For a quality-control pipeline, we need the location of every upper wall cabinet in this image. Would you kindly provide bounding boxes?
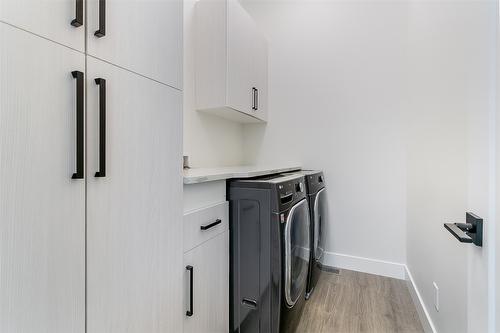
[87,0,182,89]
[195,0,268,123]
[0,0,86,51]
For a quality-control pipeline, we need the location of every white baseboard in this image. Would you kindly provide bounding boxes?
[404,265,437,333]
[321,251,406,280]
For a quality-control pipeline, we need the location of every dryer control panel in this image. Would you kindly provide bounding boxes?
[304,171,325,195]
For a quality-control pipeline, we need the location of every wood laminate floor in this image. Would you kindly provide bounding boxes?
[295,269,424,333]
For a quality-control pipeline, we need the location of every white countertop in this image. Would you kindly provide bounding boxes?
[183,165,301,184]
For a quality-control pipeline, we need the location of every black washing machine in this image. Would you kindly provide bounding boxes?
[228,174,311,333]
[283,170,326,299]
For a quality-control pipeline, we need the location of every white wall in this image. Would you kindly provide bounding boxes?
[406,2,496,332]
[241,0,409,272]
[183,0,245,168]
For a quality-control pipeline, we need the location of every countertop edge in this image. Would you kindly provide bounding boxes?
[183,166,302,185]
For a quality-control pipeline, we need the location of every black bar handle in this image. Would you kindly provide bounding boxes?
[186,265,194,317]
[95,78,106,177]
[252,87,257,110]
[71,71,84,179]
[71,0,83,27]
[94,0,106,37]
[200,219,222,231]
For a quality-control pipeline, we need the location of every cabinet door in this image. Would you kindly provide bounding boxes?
[226,0,255,116]
[86,57,183,333]
[252,33,268,122]
[184,231,229,333]
[0,0,85,51]
[87,0,182,88]
[0,24,85,333]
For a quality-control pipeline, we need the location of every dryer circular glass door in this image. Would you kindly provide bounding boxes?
[284,198,310,307]
[314,188,326,262]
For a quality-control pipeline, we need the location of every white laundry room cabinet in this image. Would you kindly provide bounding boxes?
[195,0,268,123]
[0,0,86,51]
[0,0,184,331]
[0,22,86,333]
[183,182,229,333]
[86,0,183,88]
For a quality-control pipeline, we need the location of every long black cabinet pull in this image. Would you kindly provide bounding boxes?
[71,0,83,27]
[95,78,106,177]
[94,0,106,37]
[252,87,257,111]
[71,71,84,179]
[186,265,194,317]
[200,219,222,231]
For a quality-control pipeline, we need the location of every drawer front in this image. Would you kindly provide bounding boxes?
[184,202,228,252]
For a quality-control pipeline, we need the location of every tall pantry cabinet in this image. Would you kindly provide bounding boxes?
[0,0,183,332]
[0,24,86,333]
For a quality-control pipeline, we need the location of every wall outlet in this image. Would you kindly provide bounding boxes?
[433,282,439,312]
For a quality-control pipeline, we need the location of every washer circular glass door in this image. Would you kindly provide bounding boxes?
[284,198,311,307]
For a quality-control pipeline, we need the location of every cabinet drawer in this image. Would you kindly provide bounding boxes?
[184,202,228,252]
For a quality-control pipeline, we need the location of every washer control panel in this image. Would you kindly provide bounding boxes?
[277,177,306,209]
